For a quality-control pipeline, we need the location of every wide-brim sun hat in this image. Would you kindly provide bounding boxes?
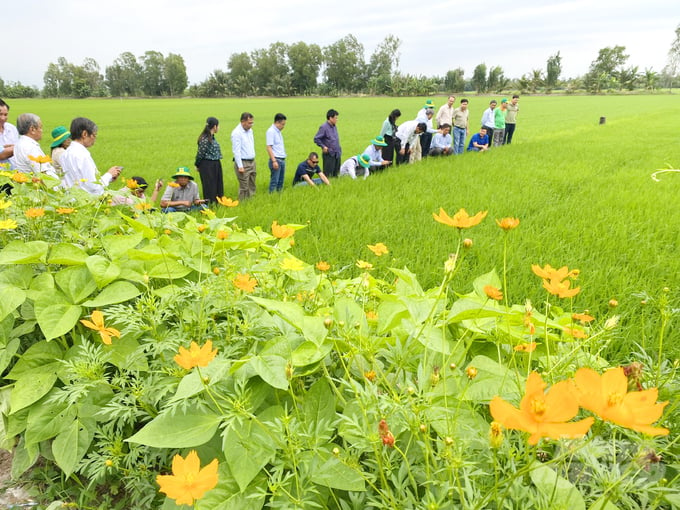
[371,136,388,147]
[50,126,71,148]
[358,154,371,168]
[423,99,435,109]
[172,166,194,180]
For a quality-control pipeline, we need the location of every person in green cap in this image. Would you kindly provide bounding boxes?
[49,126,71,174]
[363,135,391,172]
[339,153,371,180]
[493,99,508,147]
[160,167,207,212]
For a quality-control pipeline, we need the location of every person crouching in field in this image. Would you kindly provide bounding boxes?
[428,124,453,156]
[467,127,490,152]
[50,126,71,175]
[395,121,427,164]
[364,136,391,172]
[160,167,207,212]
[112,176,162,206]
[339,153,371,179]
[293,152,330,187]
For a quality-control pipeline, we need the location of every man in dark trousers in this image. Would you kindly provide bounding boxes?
[313,109,341,178]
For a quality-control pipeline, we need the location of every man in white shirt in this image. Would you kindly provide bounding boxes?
[436,95,456,129]
[363,136,390,172]
[395,121,427,165]
[0,99,19,169]
[231,112,256,200]
[481,100,497,146]
[339,154,371,180]
[265,113,286,193]
[61,117,122,195]
[13,113,59,179]
[415,100,436,157]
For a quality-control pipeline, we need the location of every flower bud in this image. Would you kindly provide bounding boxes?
[608,299,618,308]
[463,238,473,248]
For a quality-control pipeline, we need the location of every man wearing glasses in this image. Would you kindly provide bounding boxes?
[292,152,331,187]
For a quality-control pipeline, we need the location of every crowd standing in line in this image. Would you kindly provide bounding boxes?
[0,94,519,206]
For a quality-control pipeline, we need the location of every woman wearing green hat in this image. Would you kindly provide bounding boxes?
[50,126,71,174]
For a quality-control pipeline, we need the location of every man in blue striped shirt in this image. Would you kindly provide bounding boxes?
[265,113,287,193]
[231,112,256,200]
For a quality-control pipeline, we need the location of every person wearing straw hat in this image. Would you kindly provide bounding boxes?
[339,153,371,180]
[49,126,71,174]
[363,135,391,172]
[160,167,207,212]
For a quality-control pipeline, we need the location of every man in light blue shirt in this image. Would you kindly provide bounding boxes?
[481,100,497,146]
[231,112,256,200]
[265,113,286,193]
[429,124,453,156]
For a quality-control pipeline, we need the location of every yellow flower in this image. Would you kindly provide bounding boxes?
[433,207,488,229]
[216,230,229,240]
[462,238,473,248]
[28,154,52,164]
[25,207,45,218]
[0,199,11,209]
[11,172,30,183]
[168,182,180,188]
[164,229,172,235]
[531,264,579,281]
[0,219,18,230]
[156,450,219,506]
[233,273,257,293]
[484,285,503,301]
[364,370,377,382]
[80,310,121,345]
[280,257,304,271]
[572,312,595,323]
[174,340,218,370]
[466,366,478,379]
[572,367,669,436]
[200,208,216,218]
[563,327,588,339]
[489,421,504,448]
[197,224,207,233]
[496,217,520,230]
[272,220,295,239]
[134,202,153,211]
[542,278,581,298]
[367,242,389,256]
[316,261,330,272]
[490,372,594,445]
[56,207,76,214]
[366,310,378,320]
[356,260,373,270]
[125,178,140,189]
[514,342,537,353]
[216,196,239,207]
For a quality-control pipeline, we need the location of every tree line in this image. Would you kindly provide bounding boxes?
[1,27,679,99]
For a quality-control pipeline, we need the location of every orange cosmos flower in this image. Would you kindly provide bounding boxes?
[271,220,295,239]
[490,372,594,445]
[364,370,377,382]
[356,260,373,270]
[25,207,45,218]
[134,202,153,211]
[572,313,595,323]
[496,217,520,231]
[316,261,330,272]
[233,273,257,293]
[433,207,488,229]
[572,367,669,436]
[484,285,503,301]
[216,230,229,240]
[28,154,52,164]
[531,264,580,281]
[197,224,207,233]
[365,310,378,320]
[367,242,389,256]
[563,327,588,339]
[11,172,30,183]
[216,196,239,207]
[174,340,218,370]
[56,207,76,214]
[156,450,219,506]
[542,278,581,298]
[80,310,121,345]
[125,178,140,189]
[514,342,537,352]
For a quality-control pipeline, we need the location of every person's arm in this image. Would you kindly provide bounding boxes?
[266,145,279,170]
[302,174,315,186]
[318,172,330,186]
[313,125,329,153]
[0,145,14,160]
[195,136,209,166]
[231,130,244,172]
[150,179,163,203]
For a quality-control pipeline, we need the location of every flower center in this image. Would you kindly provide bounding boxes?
[531,398,547,417]
[607,392,624,407]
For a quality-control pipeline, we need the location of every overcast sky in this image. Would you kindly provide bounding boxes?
[4,0,678,88]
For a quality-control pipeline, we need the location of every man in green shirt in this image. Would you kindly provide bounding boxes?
[504,95,520,144]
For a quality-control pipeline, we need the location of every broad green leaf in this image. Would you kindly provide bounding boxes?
[52,418,93,476]
[199,466,267,510]
[250,297,326,345]
[411,322,459,355]
[589,497,620,510]
[291,340,333,367]
[401,295,438,324]
[6,341,63,380]
[425,406,488,440]
[119,212,157,239]
[472,269,503,299]
[249,355,289,390]
[309,451,365,492]
[36,303,82,341]
[101,232,144,259]
[334,297,368,333]
[48,243,88,265]
[302,379,336,441]
[447,297,506,323]
[10,369,58,414]
[462,355,522,403]
[105,337,147,372]
[0,338,20,375]
[389,267,424,296]
[82,280,142,307]
[531,463,585,510]
[126,406,221,448]
[26,397,74,445]
[86,255,121,288]
[0,240,49,265]
[172,360,231,402]
[147,259,193,279]
[55,266,97,304]
[0,265,33,288]
[11,437,39,479]
[0,283,26,321]
[377,297,409,334]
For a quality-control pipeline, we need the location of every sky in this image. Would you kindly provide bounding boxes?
[4,0,678,89]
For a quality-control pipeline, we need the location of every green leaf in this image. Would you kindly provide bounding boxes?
[530,463,585,510]
[462,355,522,403]
[303,379,336,440]
[11,437,39,479]
[0,338,20,375]
[290,340,333,367]
[249,355,289,390]
[172,360,231,402]
[26,397,74,445]
[52,418,93,476]
[472,269,503,298]
[447,296,506,323]
[86,255,121,288]
[82,281,142,307]
[0,283,26,321]
[309,450,365,491]
[48,243,89,265]
[0,265,33,288]
[334,297,368,333]
[411,322,459,355]
[377,297,409,334]
[10,369,59,414]
[36,303,82,341]
[389,267,424,296]
[250,297,327,345]
[6,340,63,380]
[199,465,267,510]
[119,212,157,239]
[55,266,97,304]
[101,232,144,258]
[105,336,147,371]
[588,497,620,510]
[0,240,49,264]
[147,259,193,279]
[126,406,221,448]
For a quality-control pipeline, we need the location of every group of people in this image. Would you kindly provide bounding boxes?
[0,94,520,209]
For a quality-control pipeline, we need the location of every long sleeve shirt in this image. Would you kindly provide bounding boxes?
[415,109,436,133]
[395,120,420,147]
[431,132,452,150]
[436,104,454,127]
[363,145,385,166]
[0,122,19,169]
[231,124,255,168]
[60,141,113,195]
[481,108,496,128]
[313,122,341,158]
[339,157,368,180]
[13,135,59,178]
[195,135,222,166]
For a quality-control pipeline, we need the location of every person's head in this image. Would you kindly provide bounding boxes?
[240,112,254,130]
[0,99,9,126]
[388,109,401,124]
[70,117,98,147]
[172,166,194,187]
[50,126,71,149]
[415,122,427,134]
[274,113,286,130]
[500,98,508,109]
[440,124,451,135]
[17,113,43,140]
[129,176,148,197]
[198,116,219,142]
[307,151,319,166]
[489,100,497,109]
[511,94,519,104]
[447,95,456,106]
[326,109,339,125]
[479,126,488,136]
[357,153,371,169]
[371,135,388,148]
[423,99,435,110]
[460,98,469,110]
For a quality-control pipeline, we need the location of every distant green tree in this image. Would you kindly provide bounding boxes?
[545,51,562,91]
[164,53,188,96]
[471,63,487,93]
[642,68,659,91]
[444,68,465,93]
[141,51,166,96]
[366,34,401,94]
[227,52,254,96]
[487,66,504,93]
[615,65,639,91]
[287,42,322,95]
[663,23,680,89]
[323,34,365,93]
[105,52,143,96]
[584,45,628,92]
[251,42,291,96]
